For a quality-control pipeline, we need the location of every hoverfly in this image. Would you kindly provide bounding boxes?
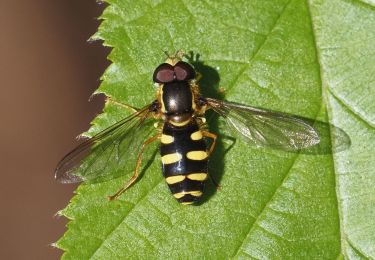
[55,51,320,205]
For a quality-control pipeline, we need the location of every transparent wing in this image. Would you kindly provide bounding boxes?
[55,104,157,183]
[206,98,320,150]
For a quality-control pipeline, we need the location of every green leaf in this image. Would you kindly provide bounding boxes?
[56,0,375,258]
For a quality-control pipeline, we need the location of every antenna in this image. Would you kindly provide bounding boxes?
[175,49,185,59]
[163,50,171,59]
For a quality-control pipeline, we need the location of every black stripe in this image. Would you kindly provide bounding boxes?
[160,141,206,156]
[177,194,201,203]
[162,159,207,176]
[162,120,199,135]
[168,179,205,194]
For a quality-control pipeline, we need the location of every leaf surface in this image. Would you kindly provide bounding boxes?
[57,0,375,258]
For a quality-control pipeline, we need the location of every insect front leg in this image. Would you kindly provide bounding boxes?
[106,96,139,112]
[108,133,161,201]
[195,72,202,82]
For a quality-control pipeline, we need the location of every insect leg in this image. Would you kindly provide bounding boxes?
[195,72,202,82]
[106,96,139,112]
[208,174,222,191]
[201,131,221,190]
[108,133,161,200]
[202,131,217,156]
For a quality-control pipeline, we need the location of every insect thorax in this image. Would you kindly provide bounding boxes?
[160,81,196,126]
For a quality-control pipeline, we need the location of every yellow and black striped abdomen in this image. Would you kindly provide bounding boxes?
[160,120,208,205]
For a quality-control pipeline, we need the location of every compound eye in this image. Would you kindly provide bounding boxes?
[153,63,175,83]
[174,61,196,81]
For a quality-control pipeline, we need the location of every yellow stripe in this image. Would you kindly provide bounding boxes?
[173,190,203,199]
[170,119,191,127]
[161,134,174,144]
[173,193,185,199]
[160,85,166,113]
[188,190,203,197]
[165,175,185,184]
[161,153,182,164]
[181,202,194,205]
[186,151,208,160]
[190,131,203,140]
[191,92,196,110]
[187,173,207,181]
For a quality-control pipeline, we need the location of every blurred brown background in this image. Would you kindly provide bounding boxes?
[0,1,108,259]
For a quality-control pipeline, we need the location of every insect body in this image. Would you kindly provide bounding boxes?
[158,69,209,204]
[161,121,208,205]
[55,51,320,205]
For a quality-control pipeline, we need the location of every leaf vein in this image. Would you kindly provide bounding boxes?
[231,152,300,257]
[90,177,165,258]
[347,237,371,259]
[350,0,375,10]
[328,89,375,128]
[306,0,345,257]
[224,0,292,96]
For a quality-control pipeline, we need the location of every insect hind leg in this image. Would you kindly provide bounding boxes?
[108,134,161,201]
[208,173,222,191]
